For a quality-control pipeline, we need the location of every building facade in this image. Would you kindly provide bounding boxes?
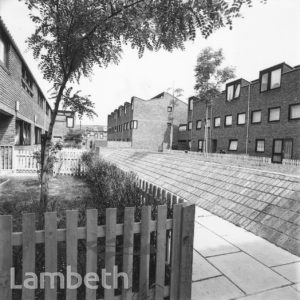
[0,18,52,156]
[186,62,300,161]
[79,125,108,149]
[107,92,188,150]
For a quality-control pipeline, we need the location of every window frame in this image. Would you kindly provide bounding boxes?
[214,117,221,128]
[188,98,193,111]
[188,121,192,131]
[226,80,241,102]
[179,124,187,132]
[228,139,238,151]
[198,139,204,152]
[237,112,246,125]
[251,110,262,124]
[66,116,74,128]
[224,115,233,127]
[255,139,265,153]
[268,106,281,123]
[167,106,172,112]
[196,120,201,130]
[0,31,9,69]
[288,103,300,120]
[259,65,282,93]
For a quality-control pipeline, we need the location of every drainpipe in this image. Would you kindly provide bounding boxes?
[246,82,251,155]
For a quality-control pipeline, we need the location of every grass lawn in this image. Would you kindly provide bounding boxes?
[0,175,93,203]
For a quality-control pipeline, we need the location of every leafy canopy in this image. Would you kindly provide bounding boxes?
[23,0,258,88]
[194,47,235,103]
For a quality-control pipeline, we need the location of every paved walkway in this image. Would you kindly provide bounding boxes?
[192,206,300,300]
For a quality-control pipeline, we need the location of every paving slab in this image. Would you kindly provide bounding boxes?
[236,286,300,300]
[192,250,221,282]
[192,276,244,300]
[208,252,290,294]
[194,223,240,257]
[272,262,300,283]
[223,231,300,267]
[197,215,247,237]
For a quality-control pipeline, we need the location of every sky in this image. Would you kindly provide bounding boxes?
[0,0,299,125]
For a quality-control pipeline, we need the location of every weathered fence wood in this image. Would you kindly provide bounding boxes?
[86,209,98,300]
[22,213,36,300]
[66,210,78,300]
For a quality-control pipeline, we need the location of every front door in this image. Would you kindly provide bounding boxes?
[272,139,283,163]
[212,139,217,153]
[283,139,293,159]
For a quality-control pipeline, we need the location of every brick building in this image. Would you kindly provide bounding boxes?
[107,92,188,150]
[186,62,300,161]
[0,17,52,154]
[79,125,107,149]
[52,110,76,140]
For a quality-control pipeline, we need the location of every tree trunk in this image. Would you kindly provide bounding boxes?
[39,82,66,211]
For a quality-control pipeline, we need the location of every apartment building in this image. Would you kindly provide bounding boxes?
[107,92,188,150]
[0,17,52,166]
[186,62,300,162]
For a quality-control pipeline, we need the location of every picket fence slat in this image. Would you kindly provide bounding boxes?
[66,210,78,300]
[86,209,98,300]
[139,206,151,300]
[122,207,135,300]
[0,215,12,300]
[22,213,36,300]
[105,208,117,300]
[155,205,167,300]
[45,212,58,300]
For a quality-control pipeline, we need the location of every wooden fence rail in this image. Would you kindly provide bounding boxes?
[0,202,195,300]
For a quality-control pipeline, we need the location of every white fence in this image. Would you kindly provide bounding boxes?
[14,148,86,176]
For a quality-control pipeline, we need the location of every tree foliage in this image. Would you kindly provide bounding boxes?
[194,47,236,103]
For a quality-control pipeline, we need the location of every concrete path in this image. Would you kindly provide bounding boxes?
[192,206,300,300]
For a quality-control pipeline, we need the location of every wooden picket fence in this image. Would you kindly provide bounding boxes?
[0,185,195,300]
[13,149,86,176]
[0,145,13,170]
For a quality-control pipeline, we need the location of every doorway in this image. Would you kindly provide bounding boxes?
[272,139,293,163]
[212,139,217,153]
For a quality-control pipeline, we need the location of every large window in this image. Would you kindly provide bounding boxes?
[228,139,238,151]
[214,117,221,128]
[196,120,201,130]
[226,81,241,101]
[15,120,31,145]
[260,67,282,92]
[251,110,262,124]
[188,121,192,130]
[289,103,300,120]
[21,64,34,97]
[224,115,232,126]
[255,139,265,153]
[35,127,42,144]
[0,32,8,67]
[268,107,280,122]
[237,113,246,125]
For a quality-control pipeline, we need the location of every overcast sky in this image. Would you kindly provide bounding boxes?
[0,0,299,125]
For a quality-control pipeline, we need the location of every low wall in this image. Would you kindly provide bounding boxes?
[107,141,132,148]
[102,148,300,256]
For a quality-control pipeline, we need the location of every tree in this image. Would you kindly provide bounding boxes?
[194,47,235,153]
[22,0,258,209]
[167,87,183,149]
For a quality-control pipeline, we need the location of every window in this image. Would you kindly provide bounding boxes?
[38,91,44,109]
[46,104,51,116]
[130,120,138,129]
[198,140,204,152]
[188,98,193,111]
[289,103,300,120]
[15,120,31,145]
[255,140,265,153]
[214,117,221,128]
[0,33,8,67]
[21,64,34,97]
[196,120,201,130]
[226,81,241,101]
[179,125,187,132]
[251,110,262,124]
[168,106,172,112]
[228,140,238,151]
[260,67,282,92]
[35,127,42,144]
[225,115,233,126]
[188,121,192,130]
[237,113,246,125]
[66,117,74,128]
[268,107,280,122]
